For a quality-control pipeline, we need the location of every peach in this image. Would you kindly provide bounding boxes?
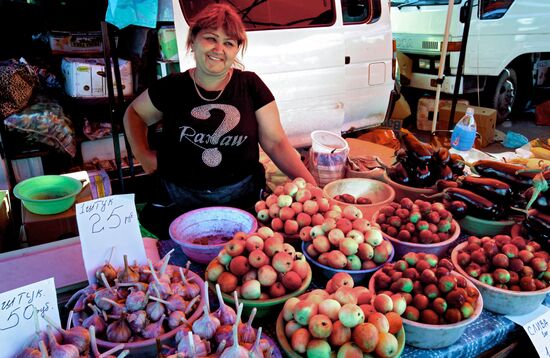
[357,243,375,261]
[258,265,278,286]
[339,237,359,256]
[241,279,261,299]
[242,269,258,282]
[268,203,281,218]
[352,218,372,233]
[271,217,284,232]
[312,235,331,253]
[332,272,354,289]
[347,229,365,244]
[245,235,264,252]
[283,297,301,321]
[205,259,225,282]
[373,294,393,313]
[329,320,352,346]
[217,272,238,293]
[255,200,267,213]
[217,248,232,265]
[336,218,354,234]
[321,217,338,232]
[306,340,331,358]
[284,220,299,235]
[310,225,326,240]
[264,236,284,257]
[318,253,331,266]
[291,328,310,354]
[317,197,331,212]
[352,322,379,353]
[336,342,364,358]
[295,188,312,203]
[248,249,270,269]
[306,243,319,258]
[375,331,399,357]
[256,208,270,222]
[311,213,325,226]
[327,250,348,269]
[272,252,294,273]
[296,212,312,228]
[294,300,319,325]
[229,255,250,276]
[285,320,302,338]
[279,206,295,221]
[282,271,302,291]
[328,228,346,246]
[333,286,358,305]
[269,282,287,297]
[308,314,333,338]
[265,194,279,207]
[303,200,320,215]
[292,259,310,280]
[368,311,390,333]
[225,239,245,257]
[353,286,372,305]
[338,303,365,328]
[385,311,403,334]
[318,298,342,321]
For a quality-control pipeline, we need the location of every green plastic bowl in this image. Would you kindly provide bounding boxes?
[14,175,83,215]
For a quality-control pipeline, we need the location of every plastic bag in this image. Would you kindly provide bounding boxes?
[357,129,400,150]
[4,96,76,157]
[0,59,39,119]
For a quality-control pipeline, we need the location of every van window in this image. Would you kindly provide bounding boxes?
[479,0,514,20]
[342,0,381,24]
[390,0,461,7]
[180,0,336,31]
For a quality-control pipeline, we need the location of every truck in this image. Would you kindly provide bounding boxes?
[391,0,550,123]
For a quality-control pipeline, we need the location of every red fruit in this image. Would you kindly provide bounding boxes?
[282,271,303,291]
[269,282,287,297]
[229,255,251,276]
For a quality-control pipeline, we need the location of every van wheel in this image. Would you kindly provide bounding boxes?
[487,68,517,123]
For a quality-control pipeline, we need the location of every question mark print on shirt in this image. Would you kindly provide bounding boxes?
[189,104,240,167]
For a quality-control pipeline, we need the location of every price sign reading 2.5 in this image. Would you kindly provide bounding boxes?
[76,194,147,284]
[87,205,134,233]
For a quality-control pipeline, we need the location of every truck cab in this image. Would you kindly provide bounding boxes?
[172,0,395,147]
[391,0,550,122]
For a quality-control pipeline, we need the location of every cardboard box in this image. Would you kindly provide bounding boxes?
[21,172,92,247]
[438,103,497,148]
[156,60,180,79]
[49,31,103,55]
[61,57,133,98]
[416,97,469,131]
[158,26,179,61]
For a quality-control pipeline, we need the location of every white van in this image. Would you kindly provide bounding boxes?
[391,0,550,122]
[172,0,396,147]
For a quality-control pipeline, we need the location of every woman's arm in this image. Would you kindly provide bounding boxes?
[123,89,163,174]
[256,101,317,185]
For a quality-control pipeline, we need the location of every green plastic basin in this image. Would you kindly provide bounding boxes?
[14,175,83,215]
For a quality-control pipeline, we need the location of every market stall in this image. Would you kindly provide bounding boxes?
[1,131,549,357]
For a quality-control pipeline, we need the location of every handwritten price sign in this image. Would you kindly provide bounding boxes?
[0,278,60,358]
[507,305,550,357]
[76,194,147,283]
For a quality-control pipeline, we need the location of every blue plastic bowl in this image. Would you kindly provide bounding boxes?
[302,240,394,285]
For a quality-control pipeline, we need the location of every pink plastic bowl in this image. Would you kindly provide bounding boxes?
[169,206,258,264]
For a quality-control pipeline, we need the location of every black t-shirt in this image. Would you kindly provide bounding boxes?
[148,69,274,189]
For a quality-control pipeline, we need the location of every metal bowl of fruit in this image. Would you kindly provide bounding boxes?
[323,178,395,220]
[451,240,550,315]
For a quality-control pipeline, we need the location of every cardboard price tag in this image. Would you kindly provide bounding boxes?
[76,194,147,283]
[0,278,60,358]
[507,305,550,358]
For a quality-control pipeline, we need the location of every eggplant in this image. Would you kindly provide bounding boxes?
[402,132,433,164]
[431,187,505,220]
[522,187,550,213]
[522,209,550,251]
[459,176,513,204]
[470,160,550,189]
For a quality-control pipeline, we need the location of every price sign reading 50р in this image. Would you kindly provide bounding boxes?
[76,194,147,284]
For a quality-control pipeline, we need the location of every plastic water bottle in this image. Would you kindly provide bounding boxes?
[450,107,477,151]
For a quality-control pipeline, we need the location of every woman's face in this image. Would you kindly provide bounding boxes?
[192,27,240,77]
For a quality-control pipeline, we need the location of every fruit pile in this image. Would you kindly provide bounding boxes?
[385,130,465,188]
[280,273,403,357]
[453,235,550,291]
[254,177,334,236]
[302,218,394,271]
[375,198,457,244]
[333,193,373,205]
[372,253,481,324]
[205,227,311,299]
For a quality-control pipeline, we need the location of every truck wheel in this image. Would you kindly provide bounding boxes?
[487,68,517,123]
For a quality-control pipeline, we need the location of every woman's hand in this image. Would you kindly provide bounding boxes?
[137,150,158,174]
